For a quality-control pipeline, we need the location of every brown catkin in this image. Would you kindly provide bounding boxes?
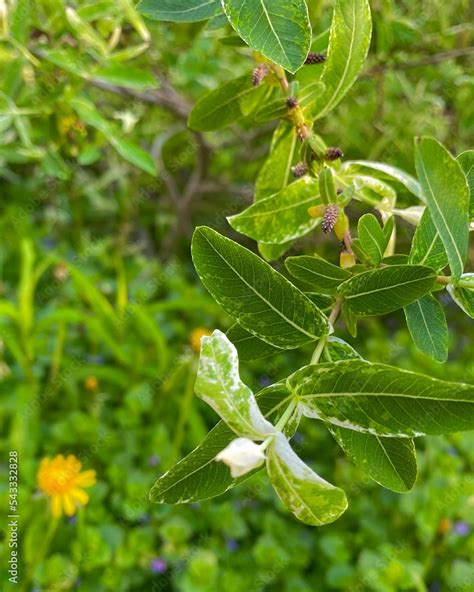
[305,52,326,65]
[325,147,344,161]
[321,205,340,233]
[252,64,269,86]
[291,162,308,178]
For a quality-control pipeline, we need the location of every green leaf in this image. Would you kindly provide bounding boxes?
[70,97,156,175]
[196,330,276,438]
[298,81,326,113]
[255,124,297,200]
[254,99,289,124]
[404,294,448,362]
[309,0,372,119]
[409,209,448,271]
[93,64,157,90]
[113,138,157,176]
[285,255,351,293]
[342,301,358,337]
[353,175,396,206]
[322,337,362,362]
[188,74,265,131]
[447,273,474,319]
[188,76,246,131]
[228,178,321,244]
[149,382,296,503]
[357,213,387,266]
[222,0,312,73]
[304,293,334,310]
[137,0,221,22]
[415,137,470,282]
[338,265,436,316]
[267,433,348,526]
[255,123,298,261]
[41,48,91,77]
[330,428,417,493]
[343,160,422,200]
[319,167,337,205]
[227,324,281,361]
[457,150,474,219]
[289,360,474,437]
[192,227,329,348]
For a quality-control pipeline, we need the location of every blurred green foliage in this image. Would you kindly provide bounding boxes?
[0,0,473,590]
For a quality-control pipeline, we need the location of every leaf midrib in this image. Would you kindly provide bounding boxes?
[321,0,358,116]
[200,230,325,340]
[299,391,473,403]
[342,272,434,301]
[417,151,464,275]
[270,449,323,525]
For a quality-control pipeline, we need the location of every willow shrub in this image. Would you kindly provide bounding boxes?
[141,0,474,526]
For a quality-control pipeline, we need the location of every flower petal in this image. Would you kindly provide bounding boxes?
[70,488,89,506]
[75,470,96,487]
[51,495,62,518]
[62,493,76,516]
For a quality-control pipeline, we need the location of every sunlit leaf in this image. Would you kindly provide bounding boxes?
[289,360,474,437]
[228,178,321,244]
[222,0,312,73]
[338,265,436,316]
[404,294,448,362]
[196,330,276,438]
[192,227,329,348]
[267,433,347,525]
[309,0,372,119]
[330,427,417,492]
[415,137,469,282]
[285,255,351,293]
[137,0,221,22]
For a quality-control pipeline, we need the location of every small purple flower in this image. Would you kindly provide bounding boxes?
[41,238,56,250]
[85,354,105,365]
[68,515,77,525]
[453,521,470,536]
[139,513,150,524]
[259,375,272,387]
[226,538,239,552]
[446,446,458,457]
[148,454,161,467]
[428,582,441,592]
[293,433,304,445]
[150,557,168,574]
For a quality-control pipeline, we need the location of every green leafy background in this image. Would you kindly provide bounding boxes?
[0,0,473,590]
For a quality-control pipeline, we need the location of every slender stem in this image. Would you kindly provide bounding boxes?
[328,298,343,326]
[272,64,289,94]
[343,231,354,255]
[311,338,327,365]
[22,518,59,591]
[170,358,197,465]
[436,276,473,288]
[261,399,297,451]
[310,298,343,365]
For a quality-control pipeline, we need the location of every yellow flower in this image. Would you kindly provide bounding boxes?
[84,375,98,392]
[37,454,96,518]
[190,328,212,352]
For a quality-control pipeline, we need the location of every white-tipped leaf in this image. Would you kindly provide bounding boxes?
[267,433,348,526]
[195,330,276,439]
